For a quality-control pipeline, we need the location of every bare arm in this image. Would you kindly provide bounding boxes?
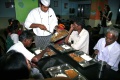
[30,23,47,30]
[31,48,49,63]
[64,24,74,44]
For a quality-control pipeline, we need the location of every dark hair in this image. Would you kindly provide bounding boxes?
[12,20,20,26]
[19,30,34,41]
[0,50,30,79]
[72,17,85,28]
[105,4,110,11]
[8,18,14,25]
[7,24,18,33]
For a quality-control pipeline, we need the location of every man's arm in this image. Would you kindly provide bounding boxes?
[64,24,74,44]
[31,48,49,63]
[30,23,47,30]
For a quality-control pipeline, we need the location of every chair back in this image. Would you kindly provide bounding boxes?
[6,35,14,51]
[0,36,6,56]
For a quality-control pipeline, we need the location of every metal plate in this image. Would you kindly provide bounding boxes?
[32,48,56,58]
[46,63,87,80]
[43,49,56,57]
[68,51,97,68]
[52,44,75,53]
[50,30,68,42]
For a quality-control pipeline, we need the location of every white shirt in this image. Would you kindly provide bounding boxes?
[24,7,58,36]
[10,33,19,44]
[94,38,120,71]
[68,29,89,54]
[7,41,35,61]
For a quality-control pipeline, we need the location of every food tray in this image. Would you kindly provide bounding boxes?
[50,30,68,42]
[69,51,97,68]
[32,48,56,58]
[46,63,87,80]
[52,44,75,53]
[44,49,56,57]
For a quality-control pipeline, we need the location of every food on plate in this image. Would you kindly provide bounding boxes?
[54,44,64,51]
[69,53,77,57]
[55,73,67,77]
[65,69,78,79]
[61,45,71,49]
[73,56,84,62]
[51,30,68,42]
[69,53,84,62]
[35,49,42,54]
[47,50,55,56]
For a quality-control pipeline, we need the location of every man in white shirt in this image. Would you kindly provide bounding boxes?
[65,17,89,54]
[8,30,48,63]
[24,0,58,49]
[8,30,48,79]
[94,27,120,71]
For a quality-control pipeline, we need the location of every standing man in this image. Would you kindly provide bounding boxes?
[64,17,89,54]
[24,0,58,49]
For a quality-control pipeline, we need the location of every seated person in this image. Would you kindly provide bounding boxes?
[8,18,14,26]
[12,19,23,35]
[6,24,19,50]
[64,17,89,54]
[93,27,120,71]
[5,18,14,38]
[7,30,48,79]
[0,50,31,79]
[7,19,23,36]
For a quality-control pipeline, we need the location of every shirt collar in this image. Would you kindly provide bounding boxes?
[106,41,117,51]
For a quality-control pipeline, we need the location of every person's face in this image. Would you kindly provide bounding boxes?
[25,38,33,47]
[73,22,80,31]
[104,6,108,12]
[105,32,117,45]
[40,4,49,12]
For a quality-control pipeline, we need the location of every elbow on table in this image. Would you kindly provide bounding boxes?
[32,57,39,63]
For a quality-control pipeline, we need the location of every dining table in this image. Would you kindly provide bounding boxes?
[36,43,120,80]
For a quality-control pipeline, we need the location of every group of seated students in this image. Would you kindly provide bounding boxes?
[0,30,71,80]
[0,17,120,79]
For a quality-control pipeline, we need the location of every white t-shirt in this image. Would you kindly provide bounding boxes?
[7,41,35,61]
[10,33,19,44]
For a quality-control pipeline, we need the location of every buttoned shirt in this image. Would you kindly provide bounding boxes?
[24,7,58,36]
[68,29,89,54]
[94,38,120,71]
[7,41,35,61]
